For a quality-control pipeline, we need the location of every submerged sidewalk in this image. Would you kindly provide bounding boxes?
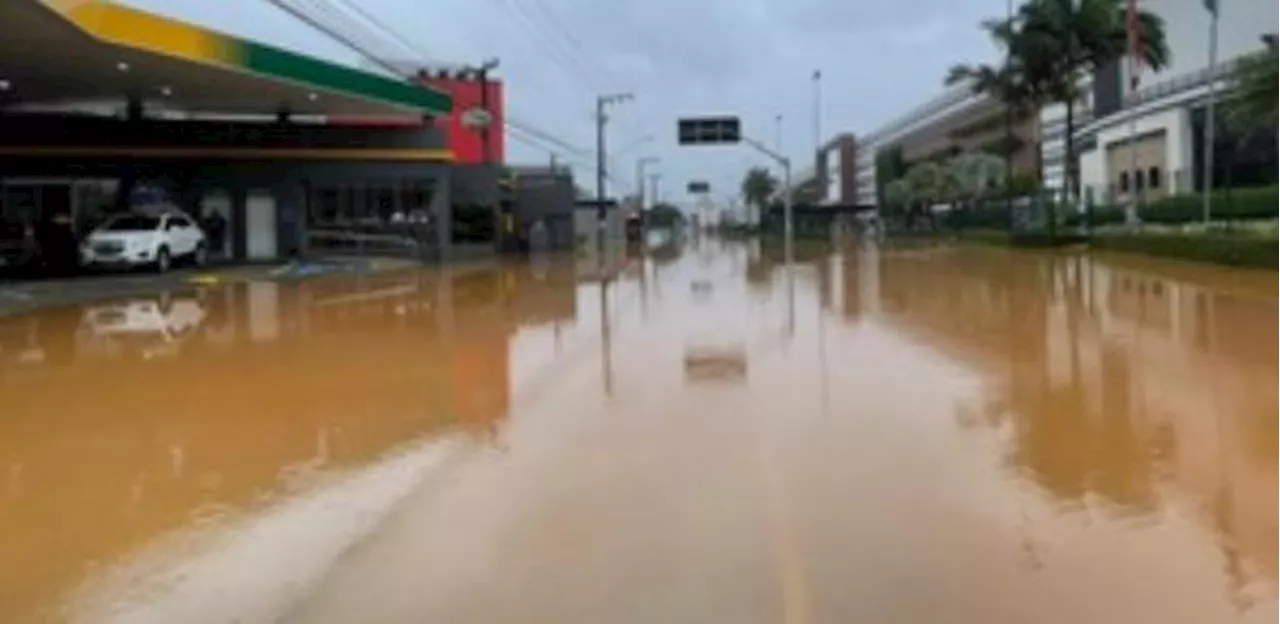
[0,257,423,317]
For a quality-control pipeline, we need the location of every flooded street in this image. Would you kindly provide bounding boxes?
[1,241,1275,623]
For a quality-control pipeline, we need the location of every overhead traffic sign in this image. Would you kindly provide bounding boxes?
[677,117,740,145]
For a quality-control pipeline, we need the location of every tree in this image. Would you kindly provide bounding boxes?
[647,202,685,228]
[948,152,1007,206]
[740,166,778,214]
[889,162,950,229]
[1225,47,1279,132]
[794,177,823,206]
[947,16,1050,183]
[1016,0,1169,204]
[1223,47,1280,181]
[875,145,907,206]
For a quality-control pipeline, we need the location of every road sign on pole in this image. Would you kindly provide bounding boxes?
[687,181,710,194]
[677,117,741,145]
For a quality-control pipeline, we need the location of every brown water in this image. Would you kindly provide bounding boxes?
[0,242,1275,623]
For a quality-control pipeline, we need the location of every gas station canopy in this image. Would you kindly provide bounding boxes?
[0,0,453,117]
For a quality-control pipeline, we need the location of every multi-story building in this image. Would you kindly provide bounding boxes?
[852,82,1039,208]
[1046,0,1278,207]
[816,133,858,205]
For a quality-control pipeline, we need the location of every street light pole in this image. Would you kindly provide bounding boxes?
[596,92,634,255]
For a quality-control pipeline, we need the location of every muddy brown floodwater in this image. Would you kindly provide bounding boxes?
[0,241,1275,623]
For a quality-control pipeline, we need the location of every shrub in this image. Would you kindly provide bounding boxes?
[1092,231,1278,268]
[1065,185,1278,226]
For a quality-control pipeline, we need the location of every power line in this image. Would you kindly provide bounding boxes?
[327,0,438,64]
[493,0,600,94]
[523,0,610,86]
[261,0,405,75]
[262,0,594,166]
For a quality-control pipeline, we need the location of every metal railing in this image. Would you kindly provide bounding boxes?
[306,229,429,258]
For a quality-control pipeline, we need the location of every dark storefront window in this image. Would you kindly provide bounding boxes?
[305,180,439,257]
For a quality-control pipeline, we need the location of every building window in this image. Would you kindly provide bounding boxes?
[1134,169,1145,192]
[1119,171,1129,192]
[1148,166,1161,191]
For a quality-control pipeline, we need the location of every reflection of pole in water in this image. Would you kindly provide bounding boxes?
[599,264,615,396]
[786,265,796,341]
[817,256,830,417]
[639,253,649,322]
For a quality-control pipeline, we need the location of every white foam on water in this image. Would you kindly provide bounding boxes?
[64,437,461,624]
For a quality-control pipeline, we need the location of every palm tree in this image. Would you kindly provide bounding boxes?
[947,14,1055,233]
[740,166,778,225]
[1225,47,1279,131]
[1017,0,1169,204]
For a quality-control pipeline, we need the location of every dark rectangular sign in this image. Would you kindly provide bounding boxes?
[677,117,740,145]
[687,181,710,194]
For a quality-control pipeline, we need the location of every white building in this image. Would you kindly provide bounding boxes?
[853,83,983,207]
[1055,0,1278,207]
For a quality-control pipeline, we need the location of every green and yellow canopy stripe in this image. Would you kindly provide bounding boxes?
[39,0,452,115]
[0,146,456,162]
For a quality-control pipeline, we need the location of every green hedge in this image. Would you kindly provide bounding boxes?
[1065,185,1278,226]
[1091,231,1278,268]
[954,230,1085,247]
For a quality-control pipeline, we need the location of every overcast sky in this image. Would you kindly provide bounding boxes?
[123,0,1011,206]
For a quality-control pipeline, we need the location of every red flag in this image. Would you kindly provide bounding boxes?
[1127,0,1144,90]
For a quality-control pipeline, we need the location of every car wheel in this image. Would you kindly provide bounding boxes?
[193,243,208,267]
[155,247,171,273]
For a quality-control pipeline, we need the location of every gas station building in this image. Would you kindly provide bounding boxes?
[0,0,516,264]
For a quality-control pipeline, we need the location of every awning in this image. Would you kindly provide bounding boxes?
[0,0,452,116]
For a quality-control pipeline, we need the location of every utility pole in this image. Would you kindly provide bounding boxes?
[596,93,633,255]
[812,70,823,187]
[1202,0,1220,222]
[774,114,783,153]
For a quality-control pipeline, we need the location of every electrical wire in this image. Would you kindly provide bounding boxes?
[327,0,437,63]
[493,0,601,94]
[522,0,611,87]
[262,0,596,164]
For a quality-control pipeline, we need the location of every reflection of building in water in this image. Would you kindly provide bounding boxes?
[867,251,1277,600]
[0,264,578,623]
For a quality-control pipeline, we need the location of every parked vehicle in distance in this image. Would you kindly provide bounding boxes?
[80,208,208,272]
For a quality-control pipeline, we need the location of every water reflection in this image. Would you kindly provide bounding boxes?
[0,261,581,623]
[839,245,1277,606]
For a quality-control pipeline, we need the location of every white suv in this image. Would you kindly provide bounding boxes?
[81,208,208,272]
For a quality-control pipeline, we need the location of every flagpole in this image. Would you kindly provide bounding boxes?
[1124,0,1141,225]
[1202,0,1219,223]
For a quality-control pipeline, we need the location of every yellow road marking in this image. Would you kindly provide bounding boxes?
[747,421,812,624]
[187,274,222,285]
